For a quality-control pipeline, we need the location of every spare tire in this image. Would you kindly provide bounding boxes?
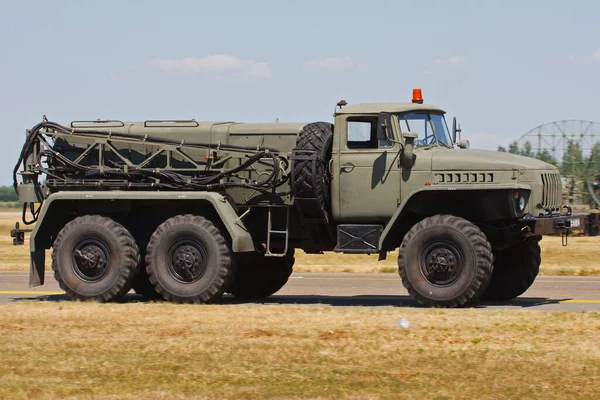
[292,122,334,242]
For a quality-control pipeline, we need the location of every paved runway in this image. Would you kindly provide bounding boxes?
[1,271,599,311]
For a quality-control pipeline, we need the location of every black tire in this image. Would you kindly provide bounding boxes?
[131,264,163,300]
[398,215,493,308]
[292,122,334,240]
[480,239,541,301]
[145,215,232,304]
[228,249,295,299]
[51,215,140,302]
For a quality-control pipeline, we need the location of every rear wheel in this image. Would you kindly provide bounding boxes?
[51,215,140,302]
[480,239,541,301]
[145,215,232,303]
[398,215,493,308]
[228,249,295,299]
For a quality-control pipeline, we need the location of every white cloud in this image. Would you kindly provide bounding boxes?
[151,55,271,79]
[570,49,600,64]
[303,56,368,72]
[356,63,370,73]
[304,56,353,70]
[434,55,466,66]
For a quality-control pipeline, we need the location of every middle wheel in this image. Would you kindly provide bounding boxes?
[145,215,233,303]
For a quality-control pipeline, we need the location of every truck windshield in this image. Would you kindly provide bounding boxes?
[396,113,452,148]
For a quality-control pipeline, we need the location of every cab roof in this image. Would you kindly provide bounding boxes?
[335,102,445,115]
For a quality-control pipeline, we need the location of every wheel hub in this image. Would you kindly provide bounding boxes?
[421,244,462,286]
[168,241,207,283]
[72,241,109,282]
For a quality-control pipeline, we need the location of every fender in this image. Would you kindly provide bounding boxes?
[378,184,532,250]
[28,191,254,287]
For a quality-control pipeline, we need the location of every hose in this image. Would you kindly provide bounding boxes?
[13,120,289,225]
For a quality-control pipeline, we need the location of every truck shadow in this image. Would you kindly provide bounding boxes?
[10,294,568,308]
[223,295,567,308]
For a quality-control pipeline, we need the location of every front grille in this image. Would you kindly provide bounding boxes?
[541,172,561,211]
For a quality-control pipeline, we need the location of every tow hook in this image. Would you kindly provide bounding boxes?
[10,222,32,246]
[559,206,574,246]
[562,229,569,247]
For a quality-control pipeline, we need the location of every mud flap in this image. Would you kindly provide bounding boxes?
[29,250,45,287]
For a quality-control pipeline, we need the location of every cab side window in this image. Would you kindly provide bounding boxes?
[347,120,376,149]
[347,117,393,149]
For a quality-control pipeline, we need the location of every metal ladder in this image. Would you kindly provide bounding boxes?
[265,207,290,257]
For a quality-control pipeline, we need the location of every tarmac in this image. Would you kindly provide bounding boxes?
[1,271,599,311]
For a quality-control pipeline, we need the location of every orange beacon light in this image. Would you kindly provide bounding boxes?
[412,88,423,104]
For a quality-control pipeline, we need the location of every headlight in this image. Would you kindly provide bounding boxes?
[518,196,526,211]
[513,191,526,212]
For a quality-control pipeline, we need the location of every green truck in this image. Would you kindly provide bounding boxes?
[11,90,584,307]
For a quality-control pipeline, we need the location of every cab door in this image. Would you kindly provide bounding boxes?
[334,113,401,222]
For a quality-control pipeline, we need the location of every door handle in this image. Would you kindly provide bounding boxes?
[340,162,355,173]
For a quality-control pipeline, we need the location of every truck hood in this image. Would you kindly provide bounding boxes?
[431,148,556,171]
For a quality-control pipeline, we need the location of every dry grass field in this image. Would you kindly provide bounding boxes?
[1,212,600,275]
[1,211,599,399]
[0,213,32,270]
[0,303,599,399]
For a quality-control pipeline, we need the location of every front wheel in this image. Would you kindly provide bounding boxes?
[398,215,493,308]
[145,215,232,303]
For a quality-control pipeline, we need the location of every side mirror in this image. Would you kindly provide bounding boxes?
[402,132,418,168]
[452,117,462,143]
[452,117,457,143]
[377,112,392,141]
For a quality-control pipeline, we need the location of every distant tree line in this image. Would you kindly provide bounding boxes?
[498,140,600,179]
[0,186,18,202]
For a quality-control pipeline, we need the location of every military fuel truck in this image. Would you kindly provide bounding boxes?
[11,90,584,307]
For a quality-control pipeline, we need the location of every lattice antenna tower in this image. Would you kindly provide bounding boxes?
[516,120,600,163]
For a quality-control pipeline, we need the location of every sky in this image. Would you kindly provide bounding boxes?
[1,0,599,185]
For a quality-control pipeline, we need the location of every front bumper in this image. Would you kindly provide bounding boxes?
[519,213,585,236]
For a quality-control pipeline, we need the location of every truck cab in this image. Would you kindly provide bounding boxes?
[331,100,449,222]
[327,92,572,244]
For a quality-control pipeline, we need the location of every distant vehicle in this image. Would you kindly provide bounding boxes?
[11,90,584,307]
